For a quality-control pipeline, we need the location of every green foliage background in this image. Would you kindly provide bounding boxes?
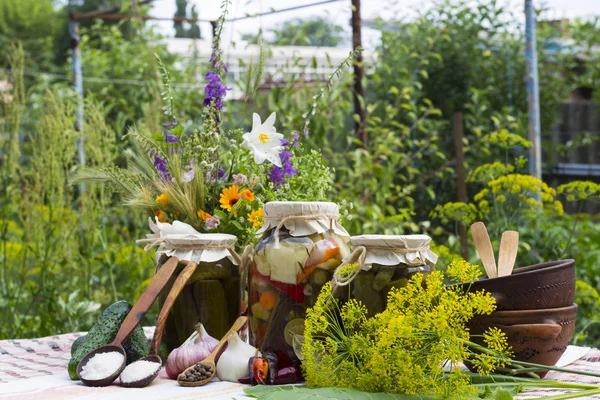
[1,0,599,349]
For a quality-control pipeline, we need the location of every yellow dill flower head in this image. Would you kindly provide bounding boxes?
[467,162,515,184]
[248,208,264,227]
[483,327,512,355]
[482,129,532,150]
[219,185,241,211]
[473,189,489,202]
[558,180,600,202]
[155,192,170,206]
[431,202,479,225]
[446,260,482,282]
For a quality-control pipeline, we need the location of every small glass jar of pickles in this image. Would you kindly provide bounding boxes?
[247,202,350,381]
[155,233,241,351]
[332,235,438,318]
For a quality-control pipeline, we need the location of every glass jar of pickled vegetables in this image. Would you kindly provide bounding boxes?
[155,233,241,351]
[247,201,350,377]
[332,235,438,318]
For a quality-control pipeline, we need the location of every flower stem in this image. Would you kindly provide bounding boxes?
[463,339,600,379]
[534,388,600,400]
[471,382,598,390]
[507,360,600,379]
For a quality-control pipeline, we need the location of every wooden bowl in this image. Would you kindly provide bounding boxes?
[468,304,577,377]
[461,259,575,310]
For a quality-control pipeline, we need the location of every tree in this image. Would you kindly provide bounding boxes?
[0,0,62,70]
[243,17,345,47]
[174,0,201,39]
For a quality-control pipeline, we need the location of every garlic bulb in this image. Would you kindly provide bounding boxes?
[194,323,219,349]
[216,332,260,382]
[165,323,218,379]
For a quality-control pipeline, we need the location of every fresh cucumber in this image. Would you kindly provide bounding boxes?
[67,300,149,380]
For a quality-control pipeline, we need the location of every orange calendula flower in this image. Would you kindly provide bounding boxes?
[155,209,168,222]
[219,185,241,212]
[248,208,264,228]
[197,209,212,222]
[155,192,170,206]
[241,189,255,201]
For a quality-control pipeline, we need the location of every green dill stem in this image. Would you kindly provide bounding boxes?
[534,388,600,400]
[302,47,363,131]
[508,360,600,379]
[559,200,584,259]
[463,339,600,379]
[471,382,598,390]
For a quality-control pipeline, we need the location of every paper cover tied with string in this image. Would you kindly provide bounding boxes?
[349,234,438,269]
[332,235,439,318]
[140,217,240,265]
[257,201,350,240]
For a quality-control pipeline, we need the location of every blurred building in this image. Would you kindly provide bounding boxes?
[166,38,372,99]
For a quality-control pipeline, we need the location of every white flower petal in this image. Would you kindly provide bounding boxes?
[260,112,276,132]
[252,148,268,164]
[264,151,282,167]
[252,113,262,130]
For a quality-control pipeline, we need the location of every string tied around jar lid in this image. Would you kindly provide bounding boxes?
[136,237,242,264]
[331,244,431,289]
[271,213,339,248]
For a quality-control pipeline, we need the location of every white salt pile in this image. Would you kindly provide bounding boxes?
[80,351,124,380]
[120,360,161,384]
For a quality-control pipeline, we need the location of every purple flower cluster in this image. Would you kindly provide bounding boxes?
[204,53,231,110]
[151,152,171,181]
[268,139,298,188]
[163,129,179,144]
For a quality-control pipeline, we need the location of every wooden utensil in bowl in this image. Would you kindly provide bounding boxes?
[470,222,497,279]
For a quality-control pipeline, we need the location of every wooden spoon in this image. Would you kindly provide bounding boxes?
[470,222,497,279]
[77,256,180,387]
[121,261,198,388]
[497,231,519,277]
[177,316,248,387]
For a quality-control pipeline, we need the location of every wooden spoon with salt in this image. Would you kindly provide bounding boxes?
[121,261,198,388]
[77,256,180,387]
[177,316,248,387]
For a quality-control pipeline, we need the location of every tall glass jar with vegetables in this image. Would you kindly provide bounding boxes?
[247,201,350,381]
[332,235,438,317]
[152,231,241,351]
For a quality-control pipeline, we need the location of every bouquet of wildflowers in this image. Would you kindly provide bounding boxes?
[77,0,359,250]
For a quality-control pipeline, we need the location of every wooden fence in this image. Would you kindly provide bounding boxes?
[546,101,600,215]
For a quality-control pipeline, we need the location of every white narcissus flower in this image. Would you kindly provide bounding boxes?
[242,112,284,167]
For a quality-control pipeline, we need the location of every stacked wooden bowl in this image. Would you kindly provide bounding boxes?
[464,259,577,377]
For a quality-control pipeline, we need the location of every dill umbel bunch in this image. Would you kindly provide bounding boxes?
[303,260,513,398]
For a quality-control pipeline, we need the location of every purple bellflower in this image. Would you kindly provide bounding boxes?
[268,139,298,188]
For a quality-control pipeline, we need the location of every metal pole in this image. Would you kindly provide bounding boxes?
[525,0,542,180]
[69,13,86,193]
[351,0,366,146]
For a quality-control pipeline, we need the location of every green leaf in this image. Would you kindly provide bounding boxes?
[213,209,228,221]
[232,221,244,231]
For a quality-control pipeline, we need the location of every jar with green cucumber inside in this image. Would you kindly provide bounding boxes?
[154,233,241,352]
[246,202,350,382]
[332,235,438,318]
